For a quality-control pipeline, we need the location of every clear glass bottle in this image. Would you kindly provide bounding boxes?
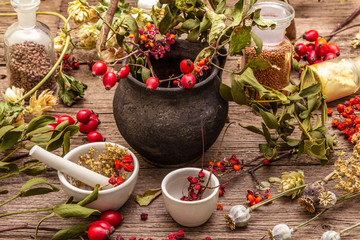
[243,0,295,91]
[4,0,55,93]
[302,56,360,102]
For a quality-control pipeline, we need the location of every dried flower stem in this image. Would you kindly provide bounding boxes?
[340,221,360,235]
[1,145,21,162]
[325,6,360,42]
[0,207,53,218]
[96,0,119,51]
[323,24,360,39]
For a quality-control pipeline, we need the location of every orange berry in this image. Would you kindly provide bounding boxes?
[255,196,262,204]
[208,161,214,166]
[150,42,154,48]
[146,22,152,28]
[219,189,223,196]
[267,195,272,204]
[170,34,176,39]
[129,34,134,38]
[173,80,178,86]
[247,194,255,203]
[251,201,256,206]
[145,43,150,48]
[205,57,209,63]
[233,165,240,171]
[194,66,200,72]
[140,35,147,41]
[217,204,223,210]
[216,162,222,168]
[199,59,206,66]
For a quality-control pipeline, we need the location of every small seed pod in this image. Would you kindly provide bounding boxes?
[319,191,337,208]
[224,205,250,230]
[298,182,325,213]
[320,231,341,240]
[268,224,293,240]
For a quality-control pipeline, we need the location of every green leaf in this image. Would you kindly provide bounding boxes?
[229,26,251,56]
[25,115,55,135]
[220,84,233,101]
[121,15,139,43]
[230,74,247,105]
[20,178,59,193]
[23,166,47,176]
[181,19,200,30]
[268,177,282,184]
[0,125,15,139]
[259,144,275,158]
[51,224,88,240]
[230,0,244,27]
[136,188,162,206]
[0,101,24,128]
[0,190,8,194]
[199,17,212,33]
[187,27,200,42]
[54,204,99,218]
[77,186,99,207]
[252,9,276,30]
[215,0,226,14]
[46,125,79,152]
[251,32,263,55]
[282,85,298,94]
[56,73,88,107]
[0,161,19,175]
[30,132,53,144]
[206,10,227,44]
[299,82,321,98]
[141,68,151,83]
[304,139,327,162]
[261,122,272,143]
[116,33,125,46]
[286,139,301,147]
[0,124,25,151]
[244,56,272,72]
[22,187,57,197]
[159,5,176,34]
[253,105,278,129]
[239,123,263,136]
[238,68,268,98]
[62,131,71,156]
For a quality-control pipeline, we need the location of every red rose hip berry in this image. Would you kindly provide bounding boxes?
[180,59,194,74]
[306,43,315,52]
[87,131,104,143]
[76,109,92,124]
[146,77,159,90]
[327,42,340,56]
[181,74,196,89]
[87,220,114,233]
[315,44,329,57]
[323,52,337,61]
[92,61,108,76]
[295,43,307,56]
[118,65,130,79]
[79,119,99,134]
[57,115,75,125]
[307,50,320,64]
[88,225,109,240]
[303,30,319,42]
[100,210,123,226]
[103,72,118,90]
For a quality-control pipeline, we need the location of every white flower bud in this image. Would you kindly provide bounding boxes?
[224,205,250,230]
[271,224,292,240]
[320,231,341,240]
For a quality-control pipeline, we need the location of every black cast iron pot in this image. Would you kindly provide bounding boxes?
[113,40,228,166]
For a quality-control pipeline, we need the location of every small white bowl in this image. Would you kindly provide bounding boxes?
[58,142,139,212]
[161,167,219,227]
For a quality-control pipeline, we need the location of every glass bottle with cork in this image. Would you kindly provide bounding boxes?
[243,0,295,91]
[4,0,55,93]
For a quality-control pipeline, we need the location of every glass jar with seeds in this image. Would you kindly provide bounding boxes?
[4,0,55,93]
[66,143,135,190]
[243,0,295,91]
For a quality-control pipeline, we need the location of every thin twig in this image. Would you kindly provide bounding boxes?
[325,6,360,42]
[323,23,360,40]
[97,0,119,51]
[0,224,60,233]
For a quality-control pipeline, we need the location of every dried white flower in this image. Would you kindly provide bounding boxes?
[26,90,58,116]
[320,231,341,240]
[54,31,68,54]
[77,24,99,48]
[68,0,92,25]
[2,86,24,104]
[269,224,293,240]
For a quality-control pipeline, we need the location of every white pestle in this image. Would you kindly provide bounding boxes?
[29,145,110,189]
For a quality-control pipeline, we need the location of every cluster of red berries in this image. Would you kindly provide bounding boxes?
[76,109,104,142]
[330,96,360,144]
[208,154,242,196]
[295,29,340,65]
[56,53,79,71]
[92,61,130,90]
[246,189,272,206]
[181,170,206,201]
[108,154,134,186]
[87,210,123,240]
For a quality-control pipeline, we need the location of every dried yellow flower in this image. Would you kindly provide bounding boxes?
[12,113,25,126]
[54,31,68,54]
[77,24,100,48]
[350,29,360,48]
[26,90,58,116]
[2,86,24,104]
[68,0,91,25]
[279,170,305,198]
[334,131,360,193]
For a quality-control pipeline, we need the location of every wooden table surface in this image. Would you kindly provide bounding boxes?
[1,0,360,239]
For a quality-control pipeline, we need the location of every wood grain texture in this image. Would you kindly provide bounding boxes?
[1,0,360,239]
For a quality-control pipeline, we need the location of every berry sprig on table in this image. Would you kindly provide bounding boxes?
[329,96,360,143]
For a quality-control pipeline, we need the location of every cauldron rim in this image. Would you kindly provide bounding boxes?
[123,43,220,92]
